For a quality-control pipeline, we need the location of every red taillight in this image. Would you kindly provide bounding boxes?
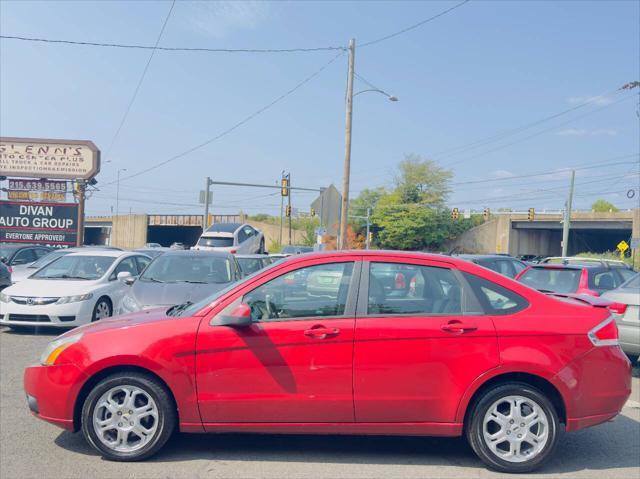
[230,249,237,254]
[395,273,406,289]
[588,317,619,346]
[7,266,12,274]
[608,303,628,315]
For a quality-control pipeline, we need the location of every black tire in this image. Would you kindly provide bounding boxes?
[81,372,176,461]
[258,239,265,254]
[627,354,639,366]
[466,382,562,473]
[91,297,112,322]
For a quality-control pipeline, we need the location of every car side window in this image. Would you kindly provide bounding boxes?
[244,226,254,237]
[12,248,36,265]
[34,248,50,259]
[243,262,354,321]
[616,268,636,283]
[367,262,480,316]
[110,257,138,280]
[237,229,248,243]
[589,271,617,291]
[462,272,529,315]
[494,260,515,277]
[135,256,151,274]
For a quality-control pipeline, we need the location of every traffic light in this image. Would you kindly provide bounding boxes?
[285,205,292,217]
[310,207,316,217]
[528,208,535,221]
[483,208,490,221]
[451,208,459,220]
[281,177,289,197]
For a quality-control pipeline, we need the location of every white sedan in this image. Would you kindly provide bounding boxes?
[0,250,151,329]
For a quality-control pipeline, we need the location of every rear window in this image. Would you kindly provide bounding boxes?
[198,236,234,247]
[463,273,528,315]
[518,268,581,294]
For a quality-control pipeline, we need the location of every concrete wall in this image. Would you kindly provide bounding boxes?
[111,215,148,249]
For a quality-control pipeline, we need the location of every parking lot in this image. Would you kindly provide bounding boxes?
[1,326,638,479]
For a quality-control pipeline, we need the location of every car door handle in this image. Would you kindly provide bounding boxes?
[441,320,478,334]
[304,326,340,339]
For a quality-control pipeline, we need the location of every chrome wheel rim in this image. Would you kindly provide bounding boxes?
[482,395,550,463]
[95,301,111,320]
[92,385,159,453]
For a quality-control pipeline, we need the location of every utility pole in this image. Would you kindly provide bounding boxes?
[561,170,575,257]
[338,38,355,250]
[288,174,293,245]
[365,207,371,250]
[279,171,285,246]
[115,168,126,218]
[76,180,86,247]
[203,176,213,230]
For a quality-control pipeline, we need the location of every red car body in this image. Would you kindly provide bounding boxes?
[24,251,631,451]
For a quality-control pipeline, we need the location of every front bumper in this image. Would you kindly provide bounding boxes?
[24,363,88,431]
[0,299,95,327]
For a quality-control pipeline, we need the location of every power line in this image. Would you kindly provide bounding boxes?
[0,34,346,54]
[433,87,627,160]
[103,0,175,161]
[445,94,635,167]
[101,50,345,187]
[360,0,471,48]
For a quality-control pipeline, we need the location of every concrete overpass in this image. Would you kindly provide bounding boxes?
[446,209,639,259]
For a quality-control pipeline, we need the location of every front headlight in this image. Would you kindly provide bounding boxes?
[39,333,83,366]
[0,292,10,303]
[56,293,93,305]
[120,294,141,313]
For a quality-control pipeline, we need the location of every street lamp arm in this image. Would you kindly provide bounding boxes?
[353,88,398,101]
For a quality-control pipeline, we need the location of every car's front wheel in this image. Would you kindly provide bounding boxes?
[81,372,176,461]
[91,297,112,321]
[466,382,561,473]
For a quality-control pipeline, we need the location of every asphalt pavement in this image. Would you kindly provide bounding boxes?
[1,326,639,479]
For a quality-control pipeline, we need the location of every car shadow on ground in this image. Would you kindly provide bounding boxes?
[0,325,69,337]
[54,413,640,474]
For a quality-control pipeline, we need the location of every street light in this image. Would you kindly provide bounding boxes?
[115,168,127,218]
[338,38,398,249]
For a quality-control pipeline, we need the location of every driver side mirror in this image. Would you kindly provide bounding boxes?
[218,303,252,327]
[117,271,136,285]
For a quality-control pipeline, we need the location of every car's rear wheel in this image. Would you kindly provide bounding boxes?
[81,372,176,461]
[92,297,112,321]
[466,383,561,473]
[258,239,265,254]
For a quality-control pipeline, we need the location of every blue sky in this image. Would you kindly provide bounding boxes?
[1,0,638,217]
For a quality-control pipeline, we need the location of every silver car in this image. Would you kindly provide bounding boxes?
[194,223,264,254]
[602,273,640,363]
[0,261,10,290]
[118,250,242,314]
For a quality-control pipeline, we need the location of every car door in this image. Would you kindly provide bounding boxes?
[195,258,360,425]
[236,228,249,253]
[353,258,499,423]
[107,256,139,299]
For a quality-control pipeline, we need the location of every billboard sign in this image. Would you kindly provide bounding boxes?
[0,137,100,180]
[7,190,66,202]
[0,200,78,247]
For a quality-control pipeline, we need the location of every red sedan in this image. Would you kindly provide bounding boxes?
[24,251,631,473]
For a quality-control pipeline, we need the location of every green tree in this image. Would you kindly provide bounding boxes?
[394,154,452,206]
[591,199,619,212]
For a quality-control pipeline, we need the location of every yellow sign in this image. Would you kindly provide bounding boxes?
[617,240,629,253]
[8,190,66,202]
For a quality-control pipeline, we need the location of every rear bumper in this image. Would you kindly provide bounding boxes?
[555,345,631,432]
[24,363,88,431]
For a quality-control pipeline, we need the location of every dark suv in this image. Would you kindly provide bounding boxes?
[456,254,528,278]
[516,259,636,296]
[0,243,51,267]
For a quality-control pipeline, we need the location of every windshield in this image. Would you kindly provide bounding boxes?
[237,257,264,275]
[518,268,581,294]
[171,258,283,317]
[141,254,233,284]
[28,249,70,269]
[32,255,116,280]
[197,236,234,247]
